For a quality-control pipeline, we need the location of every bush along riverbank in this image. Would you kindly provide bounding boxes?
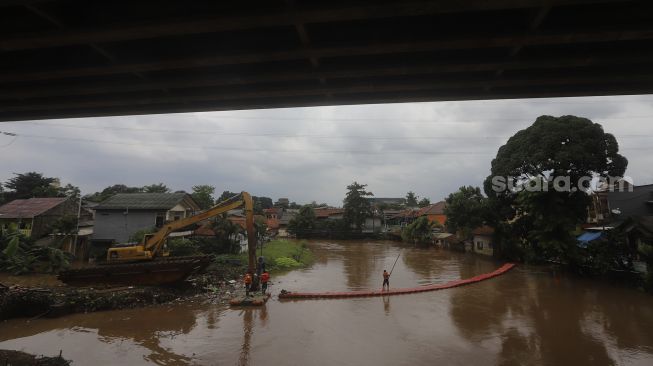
[217,239,314,272]
[0,240,314,320]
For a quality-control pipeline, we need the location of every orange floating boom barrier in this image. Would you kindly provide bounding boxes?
[278,263,516,300]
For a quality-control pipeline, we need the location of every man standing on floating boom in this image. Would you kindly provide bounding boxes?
[382,270,390,290]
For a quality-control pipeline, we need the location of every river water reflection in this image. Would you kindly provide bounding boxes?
[1,240,652,365]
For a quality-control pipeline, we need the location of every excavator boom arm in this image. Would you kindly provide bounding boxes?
[144,192,256,262]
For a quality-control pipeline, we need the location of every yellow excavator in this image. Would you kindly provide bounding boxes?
[59,192,258,286]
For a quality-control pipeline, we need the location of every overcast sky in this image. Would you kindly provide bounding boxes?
[1,95,652,206]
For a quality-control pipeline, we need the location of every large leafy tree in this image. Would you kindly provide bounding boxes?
[288,205,316,238]
[484,115,628,263]
[191,185,215,210]
[444,186,487,238]
[85,184,142,202]
[3,172,79,201]
[4,172,58,199]
[142,183,170,193]
[418,197,431,207]
[254,196,273,209]
[217,190,239,203]
[405,191,418,207]
[343,182,374,231]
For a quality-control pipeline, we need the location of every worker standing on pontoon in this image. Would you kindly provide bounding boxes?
[261,271,270,295]
[244,272,253,297]
[382,270,390,290]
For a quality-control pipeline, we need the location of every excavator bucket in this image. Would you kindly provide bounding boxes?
[58,255,212,287]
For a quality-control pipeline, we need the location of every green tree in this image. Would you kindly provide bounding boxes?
[85,184,142,202]
[484,115,627,264]
[288,205,316,238]
[60,183,80,199]
[211,214,243,254]
[191,185,215,210]
[444,186,486,238]
[254,196,273,209]
[406,191,418,207]
[401,216,435,244]
[4,172,58,200]
[3,172,80,202]
[218,190,239,203]
[0,224,71,274]
[254,217,268,242]
[142,183,170,193]
[418,197,431,207]
[343,182,374,231]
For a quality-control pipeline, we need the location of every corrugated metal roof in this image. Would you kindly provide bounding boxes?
[95,193,192,210]
[0,197,69,219]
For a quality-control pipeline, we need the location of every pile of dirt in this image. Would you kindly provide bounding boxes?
[0,349,70,366]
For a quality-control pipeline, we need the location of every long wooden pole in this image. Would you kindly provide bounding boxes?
[389,250,402,275]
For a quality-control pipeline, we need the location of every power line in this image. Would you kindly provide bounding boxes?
[2,130,651,155]
[197,114,653,123]
[0,130,493,155]
[4,121,653,139]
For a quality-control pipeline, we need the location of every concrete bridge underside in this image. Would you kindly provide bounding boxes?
[1,0,652,121]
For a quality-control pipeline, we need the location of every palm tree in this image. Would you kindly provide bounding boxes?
[211,214,243,253]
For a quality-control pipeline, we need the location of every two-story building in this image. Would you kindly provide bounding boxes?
[92,193,200,244]
[0,197,77,239]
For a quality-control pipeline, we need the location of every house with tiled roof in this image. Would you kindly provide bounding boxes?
[0,197,77,239]
[93,193,200,244]
[417,201,447,226]
[314,207,344,220]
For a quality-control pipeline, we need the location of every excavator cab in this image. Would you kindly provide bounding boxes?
[106,234,170,263]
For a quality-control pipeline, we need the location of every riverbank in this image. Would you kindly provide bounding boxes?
[0,349,70,365]
[0,240,313,320]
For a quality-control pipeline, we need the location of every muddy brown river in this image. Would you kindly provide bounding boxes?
[1,240,652,365]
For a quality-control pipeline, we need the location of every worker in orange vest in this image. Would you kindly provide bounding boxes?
[244,272,253,297]
[260,271,270,295]
[382,270,390,290]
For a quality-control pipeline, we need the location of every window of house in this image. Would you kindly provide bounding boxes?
[477,241,483,250]
[155,214,165,227]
